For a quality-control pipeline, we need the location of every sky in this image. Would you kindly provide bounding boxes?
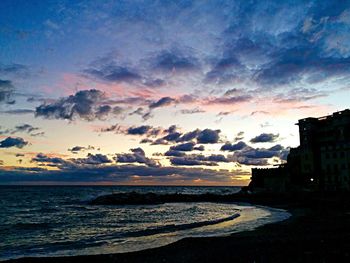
[0,0,349,186]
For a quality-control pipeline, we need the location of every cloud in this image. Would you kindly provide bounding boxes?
[35,89,116,121]
[72,153,112,165]
[0,163,245,185]
[13,124,39,133]
[84,59,141,83]
[197,129,220,144]
[228,143,289,166]
[221,141,247,151]
[250,133,279,143]
[204,56,246,85]
[169,153,235,167]
[0,79,15,104]
[0,137,28,148]
[176,129,201,142]
[151,50,200,73]
[164,150,186,157]
[32,153,70,168]
[255,46,350,87]
[179,107,205,114]
[0,109,34,115]
[116,148,159,167]
[0,63,31,78]
[234,131,245,141]
[170,157,218,166]
[32,153,112,168]
[205,95,252,105]
[0,124,43,137]
[149,96,177,109]
[127,125,161,136]
[170,142,197,152]
[68,145,95,153]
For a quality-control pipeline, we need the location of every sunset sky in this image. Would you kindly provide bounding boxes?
[0,0,349,185]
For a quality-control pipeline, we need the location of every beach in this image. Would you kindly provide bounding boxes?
[5,192,350,263]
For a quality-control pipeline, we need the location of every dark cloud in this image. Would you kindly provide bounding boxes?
[152,50,200,73]
[13,124,39,133]
[139,127,221,145]
[0,63,30,78]
[0,160,3,165]
[0,163,243,185]
[68,145,95,153]
[255,46,350,87]
[205,95,252,105]
[149,97,177,109]
[250,133,279,143]
[143,78,166,88]
[224,88,241,96]
[140,138,154,144]
[33,153,111,168]
[84,61,141,83]
[35,89,113,121]
[234,131,245,142]
[170,142,196,152]
[0,109,34,115]
[164,150,186,157]
[217,111,234,117]
[32,153,69,167]
[180,108,205,114]
[251,111,269,116]
[162,132,182,142]
[273,88,327,104]
[228,143,289,166]
[150,138,169,145]
[100,124,122,133]
[129,107,144,116]
[194,145,205,151]
[0,137,28,148]
[170,157,218,166]
[204,56,246,85]
[169,153,235,167]
[177,129,201,142]
[116,148,159,167]
[0,79,15,104]
[127,125,162,136]
[0,124,43,137]
[221,141,247,151]
[72,153,112,165]
[197,129,220,144]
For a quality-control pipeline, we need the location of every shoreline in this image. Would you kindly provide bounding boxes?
[5,193,350,262]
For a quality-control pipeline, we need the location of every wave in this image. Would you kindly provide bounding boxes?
[123,213,240,237]
[11,222,53,230]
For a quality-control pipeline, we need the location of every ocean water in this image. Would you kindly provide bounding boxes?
[0,186,290,261]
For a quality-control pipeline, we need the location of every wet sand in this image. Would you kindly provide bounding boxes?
[5,193,350,263]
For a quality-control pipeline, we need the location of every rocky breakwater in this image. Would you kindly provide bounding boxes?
[89,191,237,205]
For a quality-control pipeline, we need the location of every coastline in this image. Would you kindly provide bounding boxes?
[5,193,350,262]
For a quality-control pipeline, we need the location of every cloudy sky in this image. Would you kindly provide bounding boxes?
[0,0,349,185]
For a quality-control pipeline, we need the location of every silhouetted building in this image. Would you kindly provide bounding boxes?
[249,109,350,192]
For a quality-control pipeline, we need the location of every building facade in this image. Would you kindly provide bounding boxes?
[250,109,350,192]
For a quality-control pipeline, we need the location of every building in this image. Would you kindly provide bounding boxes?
[249,109,350,192]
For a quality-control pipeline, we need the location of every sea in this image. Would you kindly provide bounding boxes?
[0,186,291,261]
